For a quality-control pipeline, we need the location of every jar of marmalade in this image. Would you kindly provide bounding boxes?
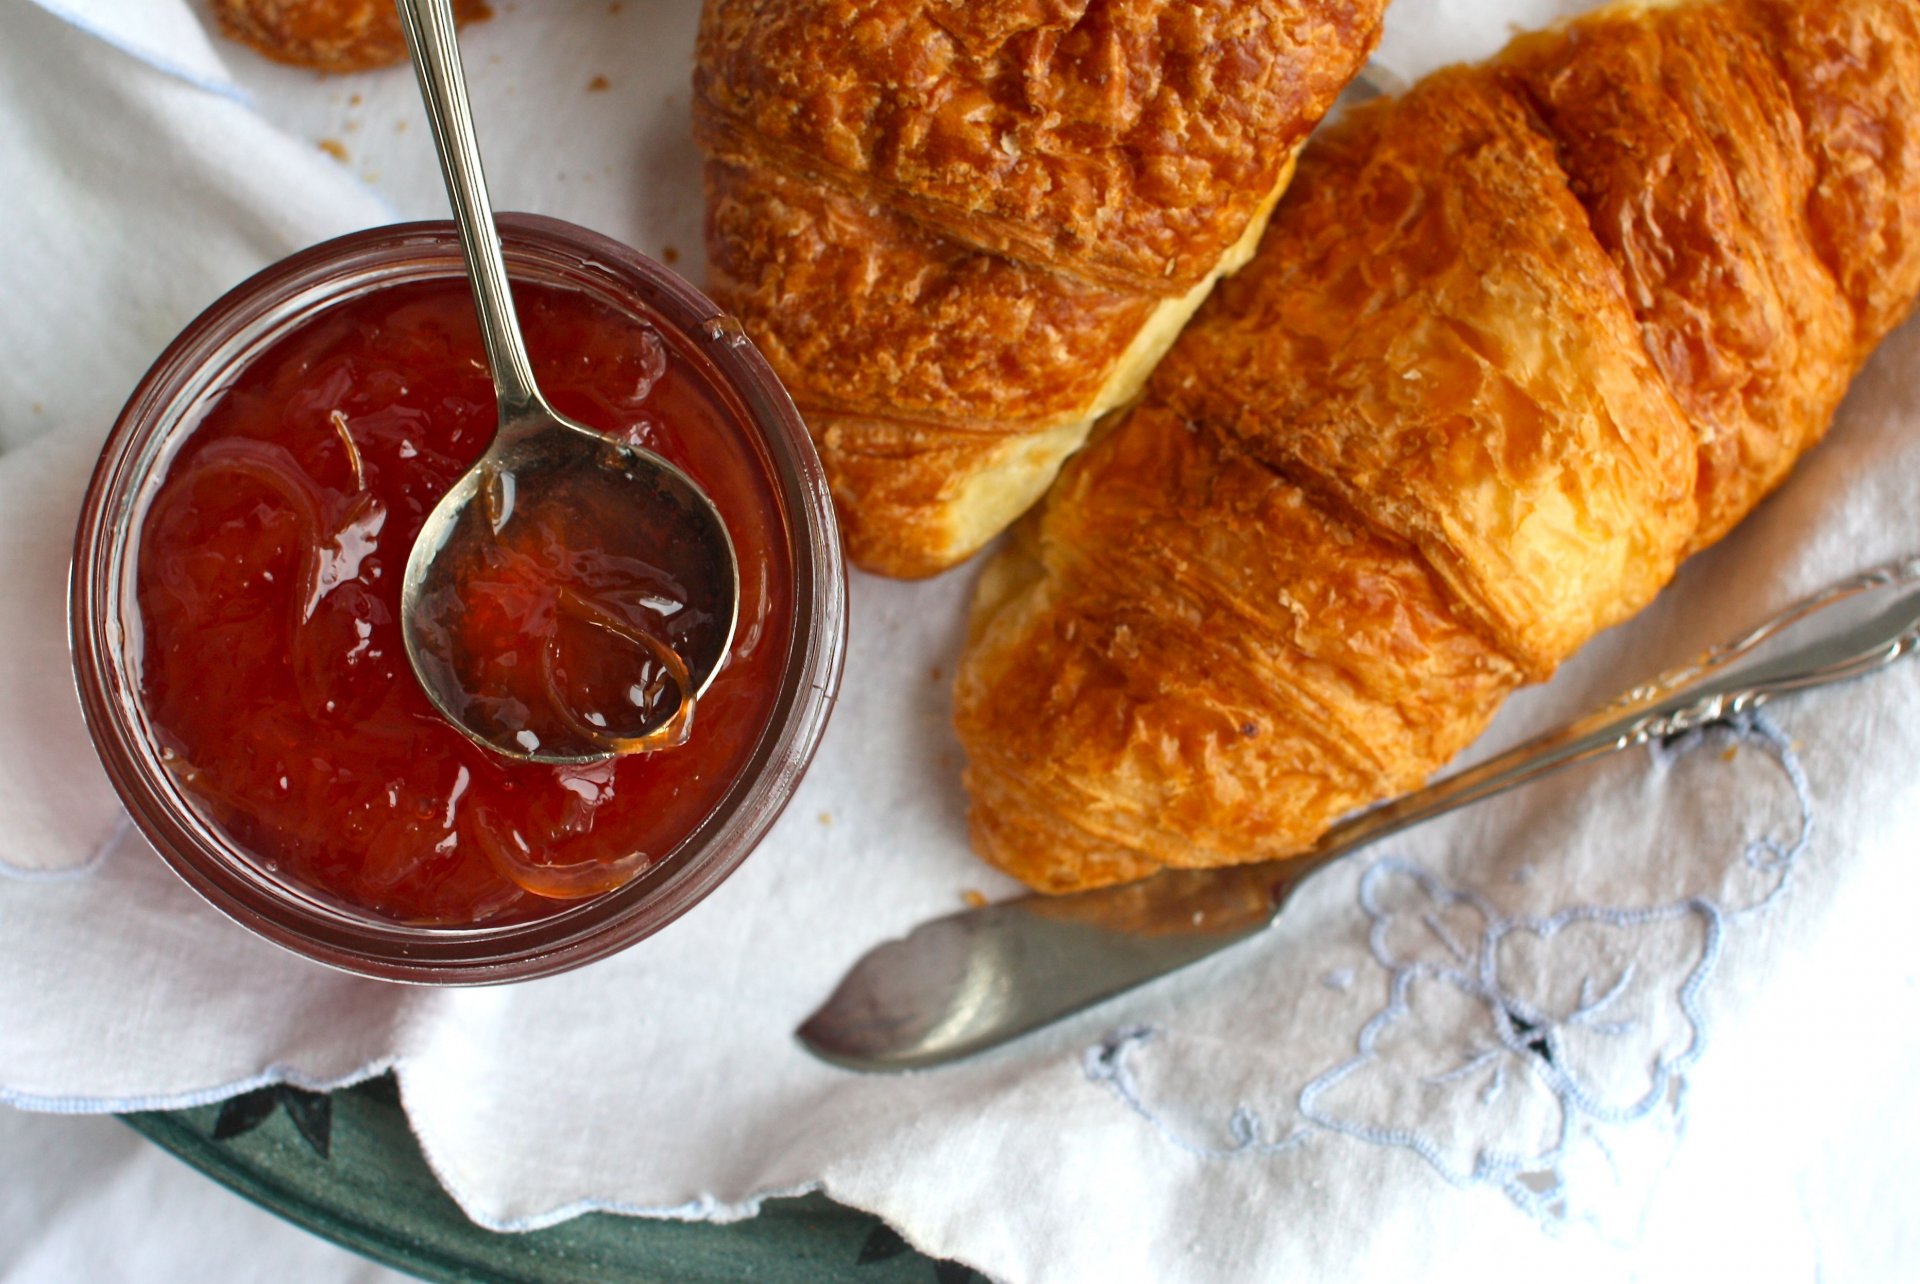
[70,216,845,982]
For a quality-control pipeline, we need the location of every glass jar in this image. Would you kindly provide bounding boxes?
[69,215,846,983]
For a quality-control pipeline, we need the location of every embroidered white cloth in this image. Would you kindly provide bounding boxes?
[4,1,1920,1279]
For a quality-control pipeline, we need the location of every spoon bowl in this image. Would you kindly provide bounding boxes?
[400,414,739,765]
[394,0,738,764]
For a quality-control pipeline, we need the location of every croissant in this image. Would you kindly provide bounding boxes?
[954,0,1920,892]
[692,0,1388,577]
[209,0,491,72]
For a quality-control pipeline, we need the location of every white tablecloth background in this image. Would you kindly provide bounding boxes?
[4,0,1919,1280]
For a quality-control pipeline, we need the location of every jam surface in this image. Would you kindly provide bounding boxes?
[137,276,791,925]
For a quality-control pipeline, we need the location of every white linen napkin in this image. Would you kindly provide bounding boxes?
[4,2,1919,1281]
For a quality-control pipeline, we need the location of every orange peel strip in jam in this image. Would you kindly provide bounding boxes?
[470,803,657,900]
[164,436,387,717]
[539,587,697,757]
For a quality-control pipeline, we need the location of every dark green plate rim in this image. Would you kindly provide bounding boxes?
[122,1076,974,1283]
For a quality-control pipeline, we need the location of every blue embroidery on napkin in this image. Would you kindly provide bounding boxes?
[1085,1026,1312,1159]
[1082,710,1812,1225]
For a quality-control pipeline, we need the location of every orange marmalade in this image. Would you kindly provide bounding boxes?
[135,276,790,926]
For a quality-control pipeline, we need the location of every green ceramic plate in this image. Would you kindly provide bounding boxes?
[123,1077,970,1283]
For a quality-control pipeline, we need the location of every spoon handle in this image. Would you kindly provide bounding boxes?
[395,0,542,418]
[797,556,1920,1071]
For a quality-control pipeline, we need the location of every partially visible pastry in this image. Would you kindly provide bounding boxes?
[209,0,491,73]
[955,0,1920,892]
[694,0,1389,577]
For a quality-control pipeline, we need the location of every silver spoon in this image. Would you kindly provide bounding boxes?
[393,0,737,765]
[799,556,1920,1071]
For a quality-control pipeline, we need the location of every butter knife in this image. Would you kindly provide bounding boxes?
[799,556,1920,1071]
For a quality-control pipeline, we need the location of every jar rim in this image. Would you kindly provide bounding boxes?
[69,215,847,984]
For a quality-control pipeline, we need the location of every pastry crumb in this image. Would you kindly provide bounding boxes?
[817,811,833,826]
[317,138,349,163]
[588,74,610,92]
[962,889,988,909]
[661,245,680,264]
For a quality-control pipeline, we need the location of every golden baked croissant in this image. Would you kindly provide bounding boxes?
[692,0,1388,577]
[955,0,1920,892]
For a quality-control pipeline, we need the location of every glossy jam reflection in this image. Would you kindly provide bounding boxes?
[136,277,791,925]
[405,443,736,761]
